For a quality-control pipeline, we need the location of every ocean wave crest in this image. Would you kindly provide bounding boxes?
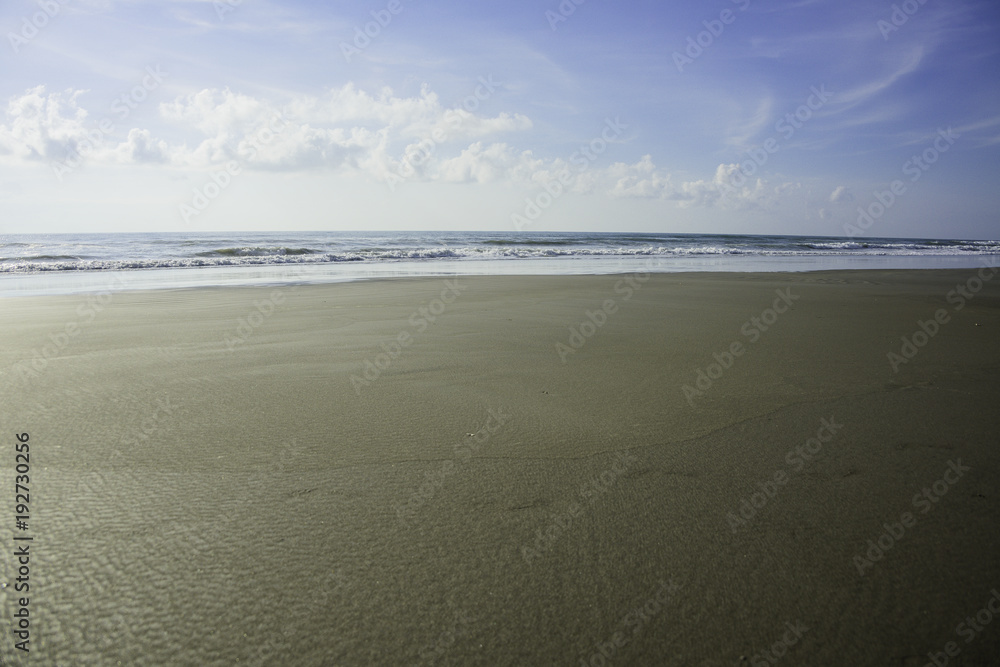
[195,246,318,257]
[2,238,999,274]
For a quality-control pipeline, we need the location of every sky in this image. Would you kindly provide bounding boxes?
[0,0,998,238]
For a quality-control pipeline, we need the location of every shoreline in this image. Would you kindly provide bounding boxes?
[1,253,999,298]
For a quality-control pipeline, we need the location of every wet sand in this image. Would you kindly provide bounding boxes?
[2,269,999,665]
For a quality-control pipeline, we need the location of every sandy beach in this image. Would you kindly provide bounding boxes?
[2,268,1000,666]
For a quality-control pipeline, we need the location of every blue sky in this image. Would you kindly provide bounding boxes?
[1,0,998,238]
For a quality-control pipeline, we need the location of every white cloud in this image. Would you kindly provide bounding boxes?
[836,45,924,110]
[607,155,674,199]
[605,158,799,210]
[434,142,532,184]
[0,84,804,212]
[114,128,170,164]
[725,96,776,149]
[829,185,853,203]
[0,83,533,173]
[0,86,92,162]
[156,84,533,172]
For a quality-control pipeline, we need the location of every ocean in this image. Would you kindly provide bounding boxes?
[1,231,998,296]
